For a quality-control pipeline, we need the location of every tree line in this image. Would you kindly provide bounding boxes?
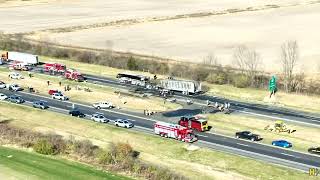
[1,33,319,95]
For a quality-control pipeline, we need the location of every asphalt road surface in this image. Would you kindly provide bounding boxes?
[1,88,319,172]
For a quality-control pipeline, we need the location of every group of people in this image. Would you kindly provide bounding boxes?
[207,100,231,112]
[144,109,155,116]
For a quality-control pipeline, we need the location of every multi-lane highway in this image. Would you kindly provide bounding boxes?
[1,88,319,172]
[84,74,320,126]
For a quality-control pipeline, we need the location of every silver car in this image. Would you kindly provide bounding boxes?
[91,113,109,123]
[114,119,134,128]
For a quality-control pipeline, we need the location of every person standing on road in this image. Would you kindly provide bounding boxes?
[47,80,50,86]
[28,72,32,78]
[59,81,62,87]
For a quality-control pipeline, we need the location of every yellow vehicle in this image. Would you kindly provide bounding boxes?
[264,120,296,134]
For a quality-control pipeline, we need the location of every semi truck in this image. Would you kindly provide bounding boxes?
[2,51,39,65]
[154,121,198,143]
[178,116,209,132]
[160,79,202,95]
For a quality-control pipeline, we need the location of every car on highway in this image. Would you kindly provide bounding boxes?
[91,112,109,123]
[92,101,114,109]
[9,84,23,92]
[235,131,261,141]
[52,92,68,101]
[0,93,8,100]
[272,140,292,148]
[0,81,6,89]
[32,100,49,109]
[308,147,320,155]
[69,109,85,118]
[8,72,24,79]
[114,119,134,128]
[7,95,25,104]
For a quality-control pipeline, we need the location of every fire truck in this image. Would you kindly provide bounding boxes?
[65,69,85,81]
[154,121,198,143]
[44,63,66,73]
[178,116,209,132]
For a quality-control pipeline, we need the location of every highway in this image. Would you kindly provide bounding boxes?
[1,88,319,172]
[4,64,320,127]
[84,74,320,127]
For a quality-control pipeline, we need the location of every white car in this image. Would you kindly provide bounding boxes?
[92,101,114,109]
[0,81,6,89]
[8,84,23,92]
[91,113,109,123]
[52,92,68,101]
[114,119,134,128]
[8,72,24,79]
[0,93,7,100]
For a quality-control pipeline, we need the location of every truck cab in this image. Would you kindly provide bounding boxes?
[179,116,209,132]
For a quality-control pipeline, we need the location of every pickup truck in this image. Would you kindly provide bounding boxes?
[92,101,114,109]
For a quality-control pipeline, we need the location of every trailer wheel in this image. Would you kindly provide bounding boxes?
[164,134,168,138]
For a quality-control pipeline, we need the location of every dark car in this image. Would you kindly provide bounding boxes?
[69,109,85,118]
[235,131,261,141]
[308,147,320,155]
[8,95,25,104]
[33,100,49,109]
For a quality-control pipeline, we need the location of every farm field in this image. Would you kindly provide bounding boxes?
[31,2,320,73]
[0,146,130,180]
[0,103,315,180]
[0,0,307,33]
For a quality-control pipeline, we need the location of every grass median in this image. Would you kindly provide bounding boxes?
[0,102,316,180]
[0,146,131,180]
[0,68,180,112]
[40,56,320,114]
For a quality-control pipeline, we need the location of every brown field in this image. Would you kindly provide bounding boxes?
[1,0,319,73]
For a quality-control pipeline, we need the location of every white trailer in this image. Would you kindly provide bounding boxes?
[6,52,39,65]
[160,79,202,94]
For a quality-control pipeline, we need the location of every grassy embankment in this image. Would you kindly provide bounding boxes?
[0,102,317,180]
[207,114,320,152]
[0,146,131,180]
[40,56,320,114]
[0,68,180,112]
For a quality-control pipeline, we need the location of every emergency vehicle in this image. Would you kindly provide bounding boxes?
[154,121,197,143]
[178,116,209,132]
[44,63,66,73]
[65,69,84,81]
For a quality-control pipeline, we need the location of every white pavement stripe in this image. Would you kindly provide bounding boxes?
[197,134,208,138]
[236,143,249,147]
[239,110,320,127]
[281,153,297,158]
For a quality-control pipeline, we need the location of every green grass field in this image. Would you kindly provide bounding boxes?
[0,102,317,180]
[0,146,132,180]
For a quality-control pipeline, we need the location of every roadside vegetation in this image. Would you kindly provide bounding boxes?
[0,68,180,112]
[0,146,130,180]
[1,35,320,113]
[207,113,320,152]
[0,102,316,180]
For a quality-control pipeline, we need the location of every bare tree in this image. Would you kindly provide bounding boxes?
[281,40,299,93]
[203,53,219,66]
[233,45,262,86]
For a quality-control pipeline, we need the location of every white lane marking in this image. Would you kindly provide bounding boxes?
[197,134,208,138]
[281,153,297,158]
[236,143,249,147]
[15,91,320,159]
[239,110,320,127]
[199,140,314,172]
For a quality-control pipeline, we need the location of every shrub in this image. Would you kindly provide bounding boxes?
[72,139,97,157]
[97,149,113,164]
[33,139,55,155]
[232,74,250,88]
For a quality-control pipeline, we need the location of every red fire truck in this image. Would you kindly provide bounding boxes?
[154,121,197,143]
[65,69,85,81]
[178,116,209,132]
[44,63,66,73]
